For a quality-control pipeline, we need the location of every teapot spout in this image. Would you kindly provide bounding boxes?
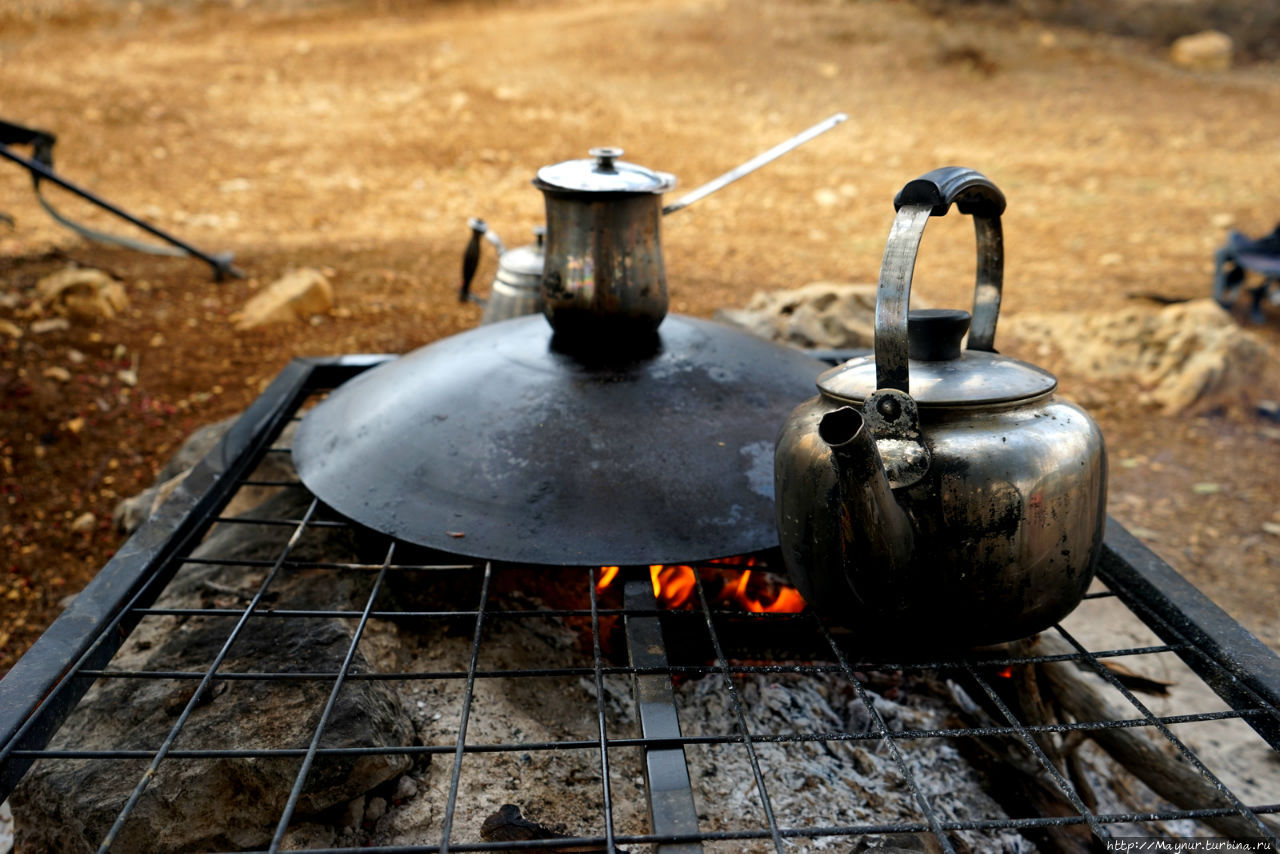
[818,406,915,578]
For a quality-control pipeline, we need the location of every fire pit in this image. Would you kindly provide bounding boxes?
[2,356,1279,853]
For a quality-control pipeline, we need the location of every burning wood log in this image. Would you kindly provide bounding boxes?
[934,676,1098,854]
[1031,634,1280,841]
[922,630,1276,851]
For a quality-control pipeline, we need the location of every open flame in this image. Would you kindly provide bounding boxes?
[596,559,806,613]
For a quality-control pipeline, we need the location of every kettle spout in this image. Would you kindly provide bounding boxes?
[818,406,915,578]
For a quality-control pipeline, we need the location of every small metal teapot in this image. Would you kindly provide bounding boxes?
[533,146,677,342]
[774,167,1107,648]
[458,219,546,325]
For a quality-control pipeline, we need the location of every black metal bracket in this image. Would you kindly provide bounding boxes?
[0,118,244,281]
[1097,518,1280,751]
[623,567,704,853]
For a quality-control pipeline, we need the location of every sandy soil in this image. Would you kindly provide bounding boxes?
[1,0,1279,672]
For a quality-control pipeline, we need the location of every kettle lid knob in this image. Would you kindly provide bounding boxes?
[907,309,970,361]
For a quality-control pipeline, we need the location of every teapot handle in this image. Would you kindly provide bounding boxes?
[874,166,1006,394]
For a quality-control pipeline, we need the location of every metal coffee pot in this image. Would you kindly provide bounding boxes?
[458,219,546,325]
[456,114,848,330]
[455,150,682,338]
[533,146,677,341]
[774,167,1108,648]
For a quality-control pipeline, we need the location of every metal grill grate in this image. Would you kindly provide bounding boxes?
[2,356,1279,853]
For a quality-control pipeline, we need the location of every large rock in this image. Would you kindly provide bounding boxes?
[113,416,297,534]
[235,267,333,330]
[724,287,1275,416]
[113,416,236,532]
[1169,30,1233,71]
[15,487,415,853]
[1004,299,1274,414]
[714,282,929,350]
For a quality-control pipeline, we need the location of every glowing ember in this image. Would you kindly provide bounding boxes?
[736,571,807,613]
[596,561,806,613]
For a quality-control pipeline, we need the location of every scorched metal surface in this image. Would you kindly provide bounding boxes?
[292,313,826,565]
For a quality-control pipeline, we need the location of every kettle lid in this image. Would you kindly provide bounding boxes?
[817,309,1058,406]
[534,147,677,195]
[498,226,546,280]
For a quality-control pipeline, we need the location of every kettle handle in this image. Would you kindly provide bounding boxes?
[459,218,489,306]
[875,167,1006,394]
[459,218,508,306]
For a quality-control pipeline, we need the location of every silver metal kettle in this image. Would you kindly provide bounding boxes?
[774,166,1108,648]
[458,219,546,325]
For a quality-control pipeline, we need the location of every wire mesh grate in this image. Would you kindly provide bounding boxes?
[1,357,1278,853]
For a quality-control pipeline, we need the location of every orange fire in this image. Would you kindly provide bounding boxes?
[596,561,806,613]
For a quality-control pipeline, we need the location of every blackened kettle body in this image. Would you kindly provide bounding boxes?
[774,167,1107,648]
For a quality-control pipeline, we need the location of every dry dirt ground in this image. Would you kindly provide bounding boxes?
[2,0,1279,674]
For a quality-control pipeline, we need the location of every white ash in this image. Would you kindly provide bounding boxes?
[357,613,649,848]
[360,619,1039,852]
[675,672,1034,853]
[12,488,415,854]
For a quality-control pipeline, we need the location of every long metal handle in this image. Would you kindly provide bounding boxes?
[0,142,243,281]
[659,112,848,216]
[890,165,1005,352]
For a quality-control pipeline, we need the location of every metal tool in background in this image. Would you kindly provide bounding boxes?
[1213,223,1280,323]
[458,112,848,324]
[0,118,243,281]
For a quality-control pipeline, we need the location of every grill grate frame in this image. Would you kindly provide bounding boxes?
[1,355,1278,853]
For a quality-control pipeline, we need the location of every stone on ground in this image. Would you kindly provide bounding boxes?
[714,282,930,349]
[35,266,129,320]
[235,268,333,330]
[1170,30,1233,71]
[1004,299,1273,414]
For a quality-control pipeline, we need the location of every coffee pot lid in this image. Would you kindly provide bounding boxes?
[534,147,677,195]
